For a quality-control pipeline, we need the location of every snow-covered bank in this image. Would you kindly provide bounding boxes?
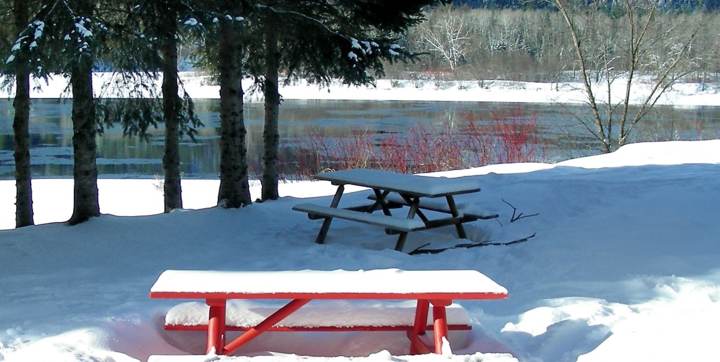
[1,140,720,361]
[1,72,719,106]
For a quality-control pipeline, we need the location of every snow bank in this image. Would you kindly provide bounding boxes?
[558,140,720,168]
[1,73,719,106]
[1,140,720,361]
[1,329,138,362]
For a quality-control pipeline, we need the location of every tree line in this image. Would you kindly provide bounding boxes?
[388,3,717,82]
[455,0,720,10]
[0,0,440,228]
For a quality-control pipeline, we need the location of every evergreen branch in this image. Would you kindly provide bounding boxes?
[255,4,345,40]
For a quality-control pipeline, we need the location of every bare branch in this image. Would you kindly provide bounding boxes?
[502,198,539,223]
[409,233,537,255]
[554,0,608,151]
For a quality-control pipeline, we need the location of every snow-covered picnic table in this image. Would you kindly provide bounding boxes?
[293,169,497,251]
[149,269,507,357]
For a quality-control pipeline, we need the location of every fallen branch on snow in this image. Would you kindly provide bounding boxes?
[502,198,539,223]
[408,232,536,255]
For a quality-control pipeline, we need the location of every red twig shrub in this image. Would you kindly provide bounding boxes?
[488,108,541,163]
[286,107,543,178]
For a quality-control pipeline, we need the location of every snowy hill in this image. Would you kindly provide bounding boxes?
[1,140,719,361]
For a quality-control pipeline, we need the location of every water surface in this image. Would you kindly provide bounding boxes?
[0,99,718,179]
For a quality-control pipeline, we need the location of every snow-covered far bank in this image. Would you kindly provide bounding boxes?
[1,139,720,361]
[1,72,720,106]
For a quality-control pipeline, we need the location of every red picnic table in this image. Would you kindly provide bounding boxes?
[149,269,508,356]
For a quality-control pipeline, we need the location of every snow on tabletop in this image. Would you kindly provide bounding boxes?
[147,350,518,361]
[150,269,507,296]
[165,300,469,328]
[316,169,481,197]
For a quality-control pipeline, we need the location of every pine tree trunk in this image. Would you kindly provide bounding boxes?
[217,15,251,208]
[13,0,34,227]
[160,8,183,212]
[261,20,280,201]
[68,0,100,225]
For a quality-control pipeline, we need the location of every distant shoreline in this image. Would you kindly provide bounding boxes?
[1,72,719,107]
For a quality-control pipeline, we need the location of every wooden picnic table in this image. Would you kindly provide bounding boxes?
[293,169,497,251]
[149,269,508,356]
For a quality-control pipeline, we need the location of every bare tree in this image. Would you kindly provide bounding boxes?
[554,0,700,152]
[418,5,470,71]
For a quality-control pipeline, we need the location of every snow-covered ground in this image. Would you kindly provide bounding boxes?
[1,72,719,106]
[1,140,719,361]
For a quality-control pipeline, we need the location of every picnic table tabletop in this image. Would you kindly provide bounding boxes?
[315,169,481,197]
[150,269,508,299]
[150,269,508,356]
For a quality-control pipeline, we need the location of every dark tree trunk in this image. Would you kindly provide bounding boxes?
[68,0,99,225]
[217,14,251,207]
[13,0,34,227]
[261,19,281,201]
[160,6,183,212]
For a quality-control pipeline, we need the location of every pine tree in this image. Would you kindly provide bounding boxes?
[5,0,116,225]
[216,2,252,208]
[260,6,280,201]
[253,0,440,201]
[67,0,100,224]
[157,1,184,212]
[160,2,261,208]
[10,0,35,227]
[190,1,440,205]
[101,0,202,213]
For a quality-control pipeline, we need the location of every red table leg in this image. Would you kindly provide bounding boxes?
[408,299,430,354]
[206,299,226,354]
[431,300,451,354]
[223,298,310,355]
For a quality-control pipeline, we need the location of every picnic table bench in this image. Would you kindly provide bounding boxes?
[293,169,498,252]
[149,269,507,357]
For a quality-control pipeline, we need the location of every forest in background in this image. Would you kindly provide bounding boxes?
[382,5,720,83]
[148,4,720,84]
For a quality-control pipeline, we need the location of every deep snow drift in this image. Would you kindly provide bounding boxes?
[0,140,719,361]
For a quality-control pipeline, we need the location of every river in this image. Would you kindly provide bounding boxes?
[0,99,718,179]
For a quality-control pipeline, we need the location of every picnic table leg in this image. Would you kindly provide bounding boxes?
[408,299,431,355]
[372,189,392,216]
[223,298,311,355]
[206,299,226,354]
[395,196,419,251]
[446,195,467,239]
[398,194,430,224]
[315,185,344,244]
[431,300,451,354]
